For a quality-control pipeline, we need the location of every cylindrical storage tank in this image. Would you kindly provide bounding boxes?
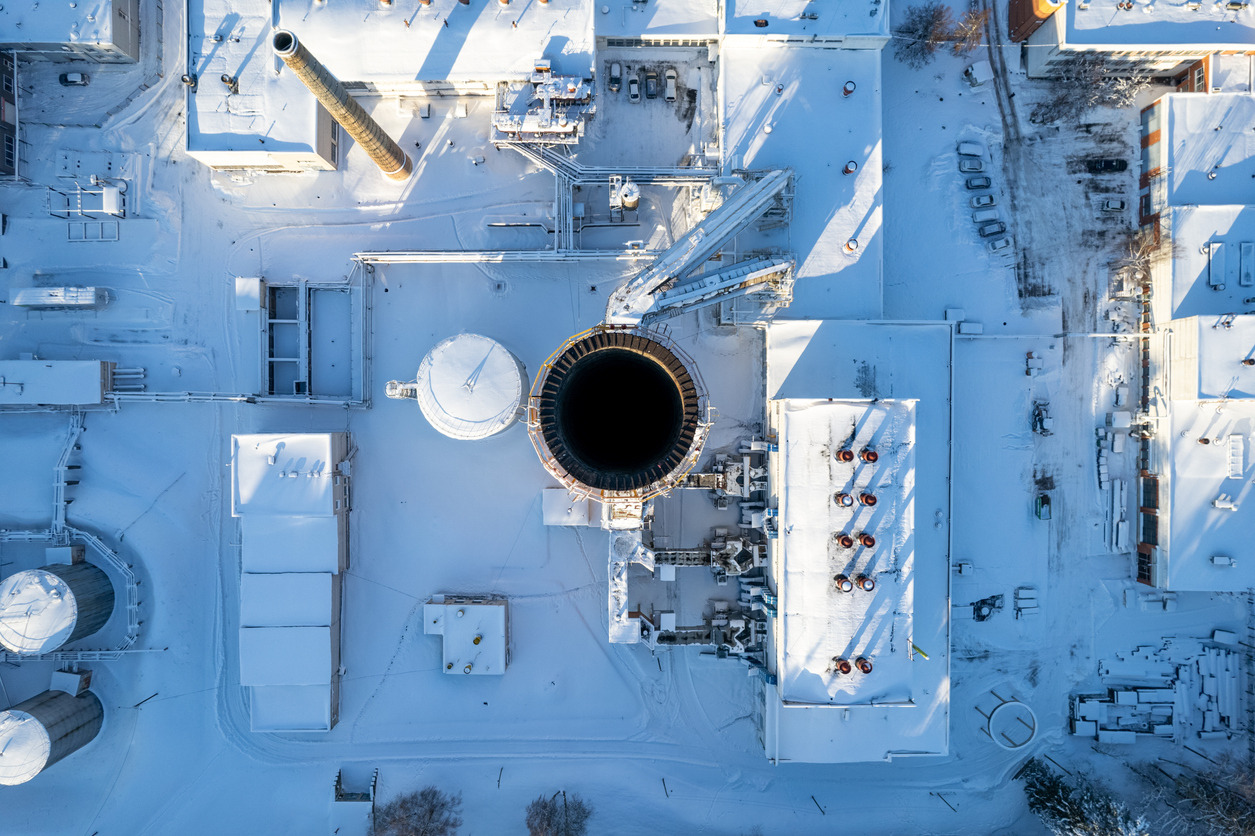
[415,334,527,440]
[531,327,708,497]
[620,179,640,211]
[0,689,104,785]
[0,563,115,654]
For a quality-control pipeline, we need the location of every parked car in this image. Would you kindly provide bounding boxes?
[645,70,658,99]
[609,63,622,93]
[664,68,677,103]
[970,194,995,209]
[965,176,992,190]
[987,237,1012,253]
[959,158,985,173]
[1086,159,1128,173]
[972,208,999,225]
[628,76,641,103]
[957,141,986,158]
[978,221,1007,238]
[58,72,89,87]
[1102,199,1128,212]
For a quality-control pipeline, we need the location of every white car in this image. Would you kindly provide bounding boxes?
[957,141,986,158]
[628,76,641,104]
[664,68,677,103]
[609,63,621,93]
[987,237,1012,253]
[972,208,999,225]
[1102,199,1128,212]
[970,194,995,209]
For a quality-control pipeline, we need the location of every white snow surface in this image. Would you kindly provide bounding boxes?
[0,570,79,655]
[1164,93,1255,206]
[415,333,525,440]
[1066,0,1255,47]
[0,710,52,786]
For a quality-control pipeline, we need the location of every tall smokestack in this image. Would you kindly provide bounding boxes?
[272,29,412,181]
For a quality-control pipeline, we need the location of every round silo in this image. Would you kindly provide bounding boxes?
[0,563,115,655]
[0,689,104,785]
[412,334,527,440]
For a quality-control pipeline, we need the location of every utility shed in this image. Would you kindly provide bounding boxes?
[231,433,348,732]
[0,360,113,406]
[424,596,508,675]
[0,0,139,61]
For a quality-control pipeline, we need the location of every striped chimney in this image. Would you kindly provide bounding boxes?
[272,29,412,181]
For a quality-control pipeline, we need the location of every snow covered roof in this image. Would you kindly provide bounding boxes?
[0,0,119,50]
[725,0,889,40]
[763,321,951,763]
[250,685,334,732]
[186,0,326,159]
[0,710,50,786]
[594,0,718,39]
[1159,205,1255,320]
[231,434,346,517]
[774,399,917,708]
[0,360,108,406]
[241,573,335,627]
[1170,314,1255,400]
[1065,0,1255,48]
[1157,402,1254,592]
[721,47,883,319]
[275,0,595,83]
[1163,94,1255,207]
[240,626,333,685]
[423,596,508,675]
[0,569,79,655]
[240,516,343,573]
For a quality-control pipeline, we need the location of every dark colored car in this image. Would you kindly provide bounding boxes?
[978,221,1007,238]
[1086,159,1128,173]
[965,176,992,190]
[645,70,658,99]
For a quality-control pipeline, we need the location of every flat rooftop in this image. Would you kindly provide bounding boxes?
[1159,400,1255,592]
[775,399,916,707]
[276,0,595,83]
[725,0,889,40]
[763,320,950,763]
[231,433,343,517]
[0,0,116,47]
[1066,0,1255,48]
[594,0,718,39]
[722,47,883,319]
[1164,94,1255,208]
[187,0,323,155]
[1158,205,1255,321]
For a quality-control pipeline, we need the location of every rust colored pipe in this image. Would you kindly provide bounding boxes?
[856,573,875,592]
[859,533,876,548]
[834,657,852,675]
[860,449,878,463]
[834,574,854,593]
[855,656,873,674]
[835,449,854,463]
[836,534,854,549]
[834,492,854,507]
[272,29,413,181]
[859,492,877,506]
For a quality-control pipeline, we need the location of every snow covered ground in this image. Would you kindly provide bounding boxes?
[0,0,1250,832]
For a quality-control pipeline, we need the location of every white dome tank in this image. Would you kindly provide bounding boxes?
[414,334,527,440]
[0,563,115,655]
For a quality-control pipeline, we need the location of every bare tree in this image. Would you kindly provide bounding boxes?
[951,8,989,56]
[525,791,593,836]
[893,3,955,69]
[374,787,463,836]
[1154,755,1255,836]
[1020,758,1150,836]
[1030,56,1153,124]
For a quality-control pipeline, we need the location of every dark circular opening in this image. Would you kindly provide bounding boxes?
[536,331,701,492]
[555,349,682,478]
[273,31,294,52]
